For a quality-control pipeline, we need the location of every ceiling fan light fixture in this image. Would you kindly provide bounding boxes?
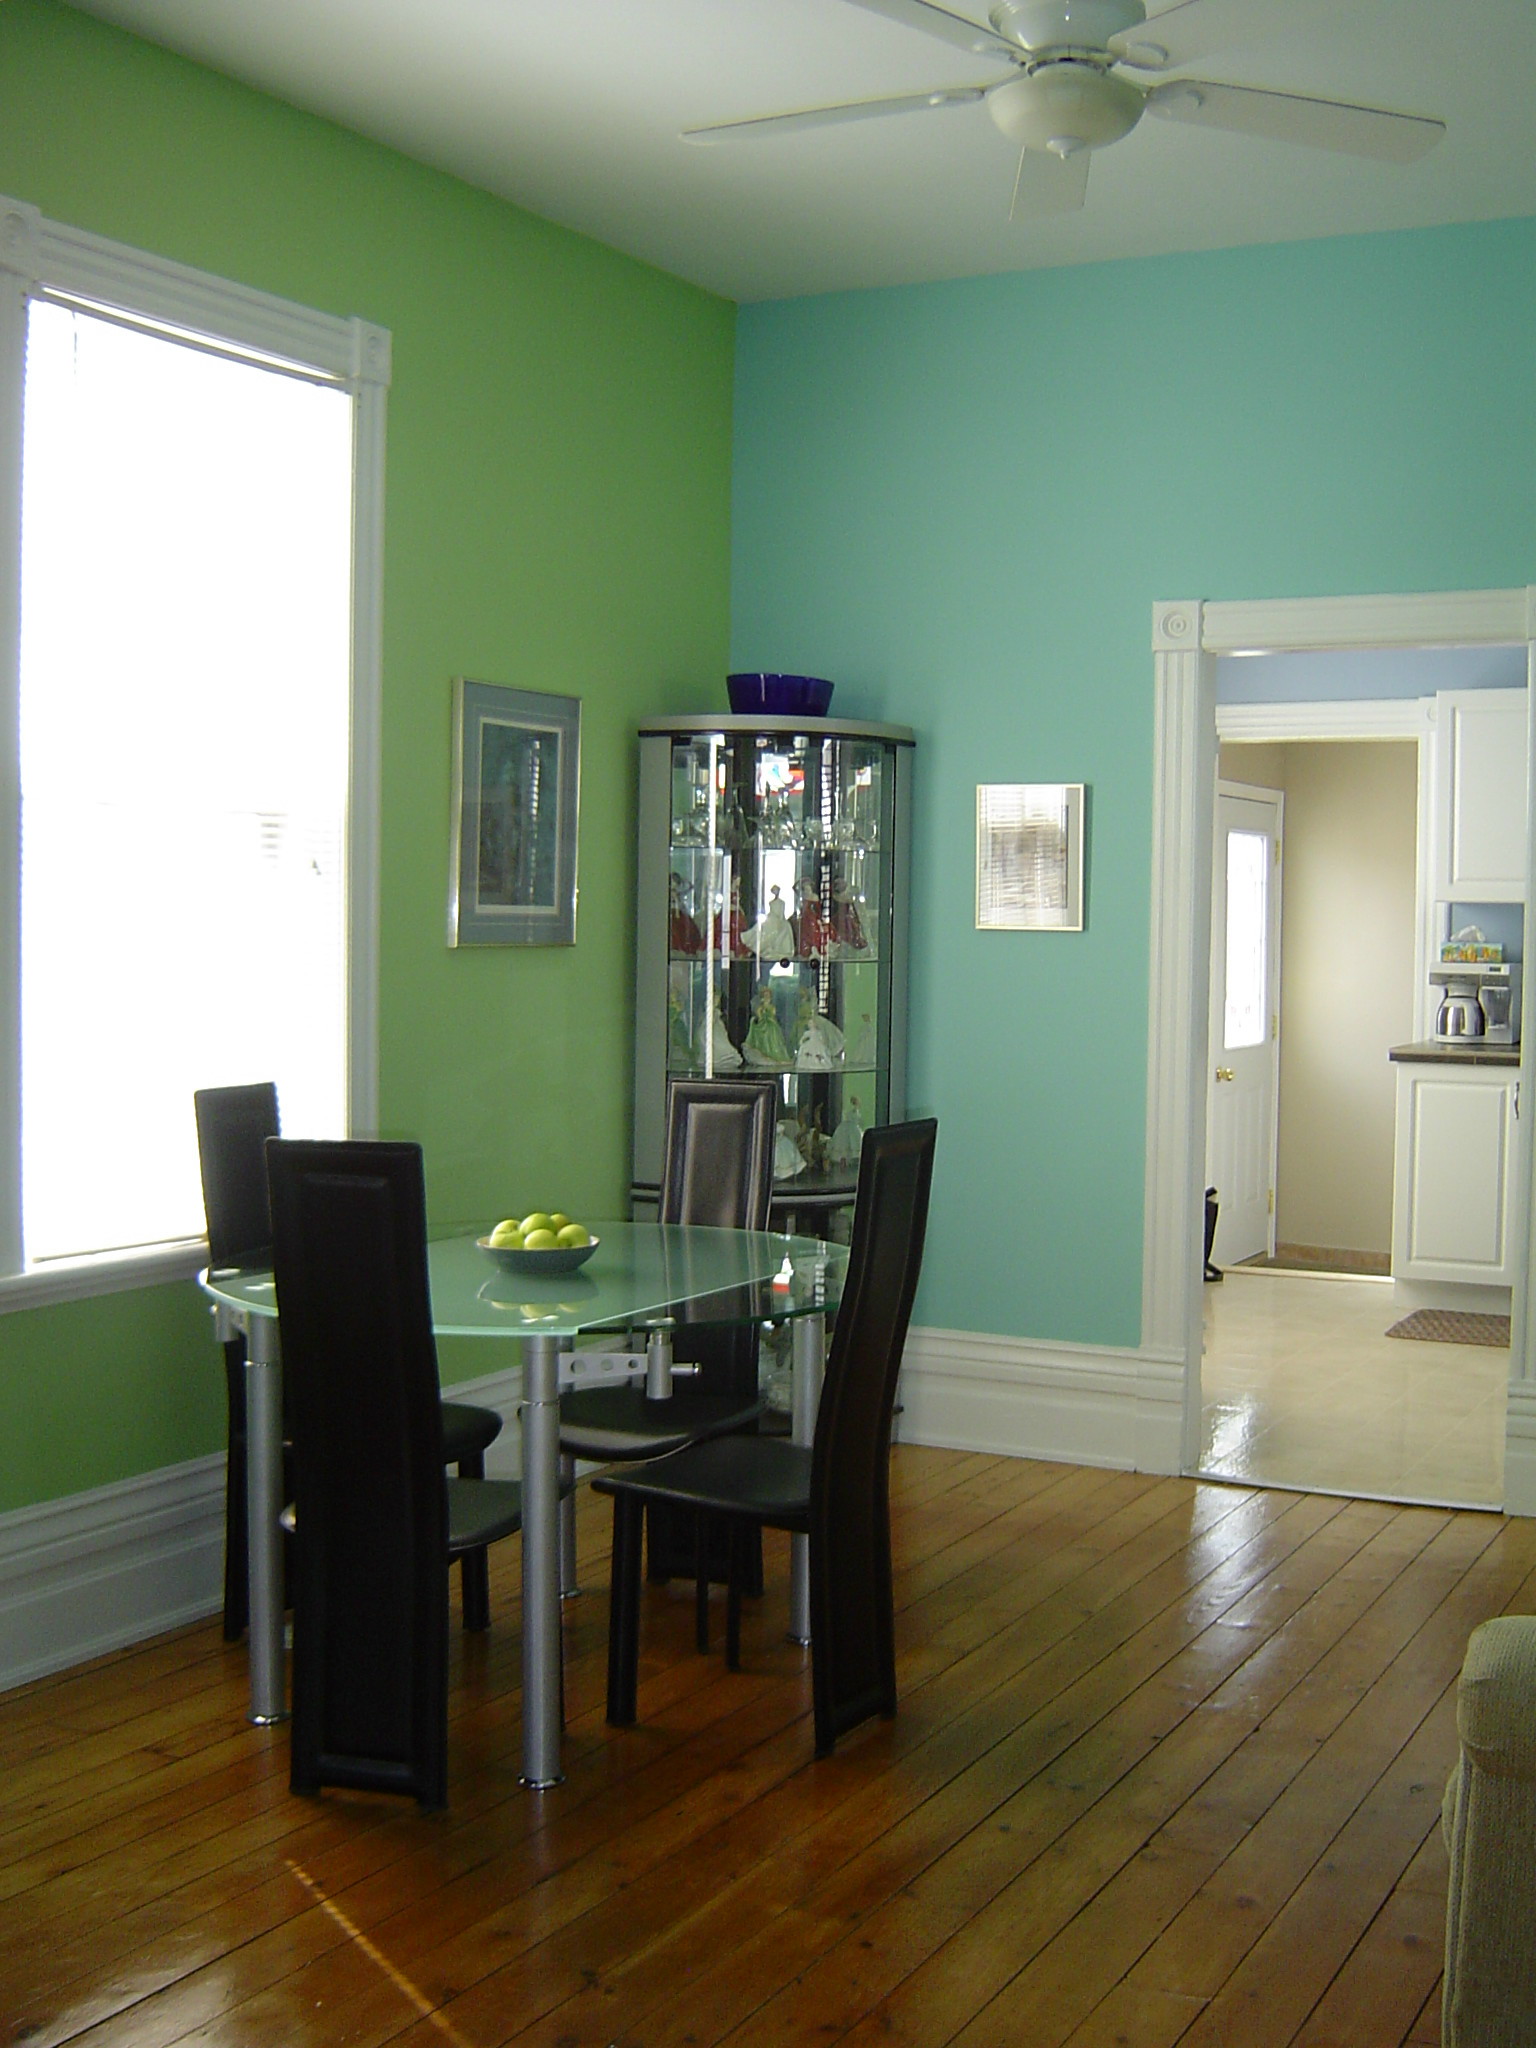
[987,61,1144,153]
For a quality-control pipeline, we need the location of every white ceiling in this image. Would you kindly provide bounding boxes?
[66,0,1536,302]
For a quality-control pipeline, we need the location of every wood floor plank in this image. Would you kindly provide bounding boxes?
[0,1452,1523,2048]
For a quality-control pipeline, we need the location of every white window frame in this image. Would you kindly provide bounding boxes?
[0,196,387,1309]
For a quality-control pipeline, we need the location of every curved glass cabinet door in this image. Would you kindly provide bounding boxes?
[632,714,915,1234]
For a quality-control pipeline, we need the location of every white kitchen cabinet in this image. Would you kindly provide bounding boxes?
[1431,688,1529,902]
[1391,1059,1521,1286]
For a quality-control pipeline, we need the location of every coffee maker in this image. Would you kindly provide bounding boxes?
[1430,963,1521,1044]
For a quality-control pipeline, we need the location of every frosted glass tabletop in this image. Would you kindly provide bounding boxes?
[201,1220,845,1339]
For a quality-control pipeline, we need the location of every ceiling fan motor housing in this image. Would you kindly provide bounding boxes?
[988,0,1147,54]
[987,60,1145,154]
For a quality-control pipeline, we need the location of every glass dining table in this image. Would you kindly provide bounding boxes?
[202,1220,845,1789]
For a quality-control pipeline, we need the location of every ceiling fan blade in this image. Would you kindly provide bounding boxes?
[1144,78,1445,162]
[1107,0,1242,72]
[682,84,988,142]
[834,0,1019,60]
[1009,145,1090,221]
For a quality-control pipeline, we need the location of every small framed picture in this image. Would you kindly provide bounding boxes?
[976,782,1085,932]
[448,679,580,946]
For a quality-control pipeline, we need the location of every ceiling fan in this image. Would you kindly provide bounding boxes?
[682,0,1445,219]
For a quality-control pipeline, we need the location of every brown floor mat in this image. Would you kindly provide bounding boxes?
[1385,1309,1510,1347]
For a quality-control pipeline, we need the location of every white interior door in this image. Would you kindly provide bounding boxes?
[1207,784,1283,1268]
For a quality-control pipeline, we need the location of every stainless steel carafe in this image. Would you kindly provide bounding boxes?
[1436,982,1484,1038]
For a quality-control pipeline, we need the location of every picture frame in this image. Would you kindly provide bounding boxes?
[448,678,580,946]
[976,782,1085,932]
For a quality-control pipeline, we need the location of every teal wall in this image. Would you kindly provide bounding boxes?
[0,0,736,1511]
[731,220,1536,1347]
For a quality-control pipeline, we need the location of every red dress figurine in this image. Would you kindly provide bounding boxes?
[669,873,703,956]
[798,883,834,959]
[713,878,747,957]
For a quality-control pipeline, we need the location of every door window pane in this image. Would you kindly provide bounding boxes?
[1223,829,1269,1051]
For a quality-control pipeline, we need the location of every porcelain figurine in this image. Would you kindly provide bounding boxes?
[795,1106,829,1176]
[830,1095,866,1165]
[847,1012,877,1067]
[795,996,845,1070]
[668,871,703,956]
[709,996,742,1071]
[745,884,795,964]
[743,982,792,1068]
[832,881,869,957]
[667,987,696,1069]
[774,1118,806,1179]
[797,882,835,959]
[712,877,748,958]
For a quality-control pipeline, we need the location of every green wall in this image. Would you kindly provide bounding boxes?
[731,218,1536,1348]
[0,0,736,1511]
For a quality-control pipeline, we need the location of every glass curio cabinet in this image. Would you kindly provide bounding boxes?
[632,714,915,1237]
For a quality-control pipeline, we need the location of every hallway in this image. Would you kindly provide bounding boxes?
[1200,1267,1507,1507]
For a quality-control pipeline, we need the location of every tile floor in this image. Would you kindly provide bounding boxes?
[1199,1266,1508,1508]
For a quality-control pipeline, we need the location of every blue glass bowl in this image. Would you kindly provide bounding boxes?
[727,673,835,717]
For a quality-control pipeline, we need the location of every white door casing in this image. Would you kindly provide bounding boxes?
[1207,786,1282,1269]
[1149,590,1536,1496]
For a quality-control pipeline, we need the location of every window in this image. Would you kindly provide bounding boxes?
[0,199,388,1299]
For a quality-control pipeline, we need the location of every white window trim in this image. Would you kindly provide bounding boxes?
[0,196,388,1308]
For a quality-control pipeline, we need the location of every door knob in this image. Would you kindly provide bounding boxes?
[1215,1066,1235,1082]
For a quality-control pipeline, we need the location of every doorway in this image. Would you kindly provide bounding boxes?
[1144,591,1536,1514]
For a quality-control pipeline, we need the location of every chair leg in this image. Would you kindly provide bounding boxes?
[457,1449,491,1632]
[606,1493,644,1725]
[726,1522,748,1673]
[694,1511,711,1654]
[559,1455,579,1598]
[222,1342,248,1642]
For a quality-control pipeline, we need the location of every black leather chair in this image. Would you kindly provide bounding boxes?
[195,1084,505,1636]
[595,1117,936,1757]
[267,1138,529,1811]
[559,1077,777,1635]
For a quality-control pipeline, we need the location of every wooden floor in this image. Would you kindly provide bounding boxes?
[6,1447,1534,2048]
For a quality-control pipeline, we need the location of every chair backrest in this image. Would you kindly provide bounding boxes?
[808,1118,937,1747]
[659,1078,778,1230]
[266,1137,450,1808]
[194,1082,280,1269]
[659,1079,778,1389]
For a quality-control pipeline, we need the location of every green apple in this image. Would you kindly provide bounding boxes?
[556,1222,591,1248]
[488,1219,525,1248]
[520,1211,555,1236]
[522,1226,559,1250]
[548,1212,572,1232]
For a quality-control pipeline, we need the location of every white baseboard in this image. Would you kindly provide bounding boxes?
[895,1324,1186,1476]
[0,1338,1189,1697]
[0,1455,226,1694]
[1503,1383,1536,1518]
[1391,1280,1514,1316]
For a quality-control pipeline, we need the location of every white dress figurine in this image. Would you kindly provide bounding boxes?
[847,1013,877,1067]
[745,885,795,965]
[774,1118,806,1179]
[796,1005,845,1070]
[830,1095,866,1166]
[709,997,742,1071]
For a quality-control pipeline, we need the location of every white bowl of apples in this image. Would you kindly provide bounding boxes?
[477,1210,599,1275]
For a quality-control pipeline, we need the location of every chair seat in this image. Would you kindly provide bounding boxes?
[558,1384,764,1461]
[440,1400,502,1464]
[447,1476,525,1553]
[593,1434,812,1528]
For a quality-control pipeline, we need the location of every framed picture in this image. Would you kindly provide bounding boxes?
[976,782,1085,932]
[449,679,580,946]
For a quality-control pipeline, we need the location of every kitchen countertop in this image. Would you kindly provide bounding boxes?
[1389,1040,1522,1067]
